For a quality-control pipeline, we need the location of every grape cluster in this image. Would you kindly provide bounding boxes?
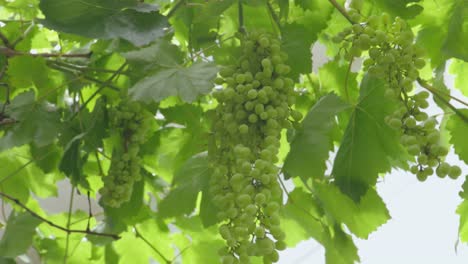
[99,99,151,207]
[209,31,300,264]
[334,11,462,181]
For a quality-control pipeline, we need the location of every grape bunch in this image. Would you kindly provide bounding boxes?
[209,31,300,264]
[334,11,462,181]
[99,99,151,208]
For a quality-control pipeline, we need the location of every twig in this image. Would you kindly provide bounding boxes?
[417,78,468,107]
[238,0,245,33]
[0,191,120,239]
[166,0,184,18]
[267,1,281,31]
[171,244,192,262]
[11,23,34,48]
[134,226,171,264]
[46,62,120,91]
[191,35,236,60]
[327,0,354,24]
[0,47,91,58]
[417,78,468,123]
[86,191,92,231]
[0,31,12,48]
[50,60,129,75]
[63,187,76,264]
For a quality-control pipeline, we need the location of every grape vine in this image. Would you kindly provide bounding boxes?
[99,99,151,208]
[209,31,301,264]
[334,9,462,181]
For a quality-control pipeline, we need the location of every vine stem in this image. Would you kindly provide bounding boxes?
[417,78,468,123]
[134,226,171,264]
[0,31,13,48]
[327,0,354,24]
[166,0,184,18]
[0,191,121,239]
[266,1,281,31]
[0,47,91,58]
[50,60,129,75]
[416,78,468,108]
[46,62,120,91]
[63,187,76,264]
[238,0,245,33]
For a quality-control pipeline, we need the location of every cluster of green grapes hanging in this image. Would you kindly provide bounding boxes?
[209,30,301,264]
[99,99,151,208]
[333,9,462,181]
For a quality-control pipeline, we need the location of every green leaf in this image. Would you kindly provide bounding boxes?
[324,225,359,264]
[457,199,468,242]
[129,62,218,103]
[39,0,168,46]
[372,0,423,19]
[315,182,390,239]
[30,142,62,174]
[0,147,59,201]
[6,56,52,91]
[319,60,359,101]
[281,188,325,247]
[0,212,42,257]
[447,109,468,164]
[415,0,467,65]
[123,39,184,73]
[282,3,334,79]
[442,0,468,61]
[159,152,211,218]
[281,187,359,263]
[449,59,468,97]
[59,134,87,185]
[284,94,350,181]
[332,75,407,200]
[0,91,61,151]
[281,23,316,80]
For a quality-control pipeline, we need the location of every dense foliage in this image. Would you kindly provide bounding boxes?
[0,0,467,263]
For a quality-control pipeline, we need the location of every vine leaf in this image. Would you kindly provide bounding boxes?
[449,59,468,97]
[173,217,224,263]
[281,2,334,80]
[0,147,58,201]
[159,152,212,218]
[0,91,61,151]
[447,109,468,164]
[372,0,423,19]
[281,188,359,264]
[416,0,468,65]
[283,93,350,181]
[332,75,407,201]
[39,0,168,46]
[129,62,218,103]
[6,56,52,92]
[0,212,42,257]
[457,198,468,242]
[123,40,184,75]
[315,182,390,239]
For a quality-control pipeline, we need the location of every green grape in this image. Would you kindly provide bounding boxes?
[209,30,295,263]
[333,11,457,182]
[99,99,151,208]
[448,166,462,179]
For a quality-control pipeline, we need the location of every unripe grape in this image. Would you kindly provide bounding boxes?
[448,166,462,179]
